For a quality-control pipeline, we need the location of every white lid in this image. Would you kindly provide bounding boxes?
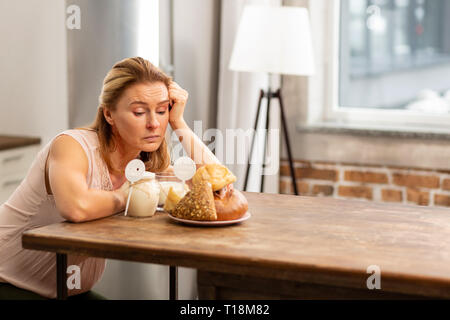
[142,171,155,180]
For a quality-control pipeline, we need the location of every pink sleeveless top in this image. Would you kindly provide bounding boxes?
[0,129,111,299]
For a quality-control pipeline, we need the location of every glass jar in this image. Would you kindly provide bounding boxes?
[155,172,190,209]
[127,172,160,217]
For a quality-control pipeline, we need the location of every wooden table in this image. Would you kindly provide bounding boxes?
[22,192,450,299]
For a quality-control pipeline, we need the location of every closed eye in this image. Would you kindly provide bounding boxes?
[134,112,145,116]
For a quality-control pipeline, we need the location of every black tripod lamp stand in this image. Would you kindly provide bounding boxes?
[243,86,298,194]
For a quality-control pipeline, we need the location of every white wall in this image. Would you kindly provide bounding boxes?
[0,0,68,145]
[172,0,220,130]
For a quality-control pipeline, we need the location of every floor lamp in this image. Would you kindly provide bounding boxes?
[229,5,315,194]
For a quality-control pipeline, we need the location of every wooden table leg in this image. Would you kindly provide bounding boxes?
[57,253,68,300]
[169,266,178,300]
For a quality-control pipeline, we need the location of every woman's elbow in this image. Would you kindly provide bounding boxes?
[60,208,86,223]
[58,200,89,223]
[67,210,87,223]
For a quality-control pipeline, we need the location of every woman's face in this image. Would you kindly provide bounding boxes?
[107,81,170,153]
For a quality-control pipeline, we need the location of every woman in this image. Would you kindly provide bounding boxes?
[0,57,220,299]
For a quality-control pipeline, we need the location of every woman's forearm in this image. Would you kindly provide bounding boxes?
[170,119,221,168]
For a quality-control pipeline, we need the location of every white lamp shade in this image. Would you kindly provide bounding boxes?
[229,5,315,76]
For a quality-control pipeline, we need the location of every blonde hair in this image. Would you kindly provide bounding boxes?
[90,57,172,173]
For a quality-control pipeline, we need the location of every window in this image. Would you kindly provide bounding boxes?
[312,0,450,128]
[340,0,450,112]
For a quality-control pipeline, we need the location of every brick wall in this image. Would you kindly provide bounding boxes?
[279,159,450,207]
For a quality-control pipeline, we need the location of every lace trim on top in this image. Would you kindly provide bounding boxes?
[94,146,113,191]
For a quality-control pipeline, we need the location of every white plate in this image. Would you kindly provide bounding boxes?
[167,212,251,227]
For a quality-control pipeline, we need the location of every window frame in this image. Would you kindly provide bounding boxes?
[309,0,450,130]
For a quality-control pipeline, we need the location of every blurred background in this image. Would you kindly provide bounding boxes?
[1,0,450,299]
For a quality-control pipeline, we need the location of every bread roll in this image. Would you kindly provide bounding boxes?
[214,186,248,221]
[171,164,248,222]
[172,181,217,221]
[192,164,236,191]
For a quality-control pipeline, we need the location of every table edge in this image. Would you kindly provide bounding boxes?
[21,231,450,299]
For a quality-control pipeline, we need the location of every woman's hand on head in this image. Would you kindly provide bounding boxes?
[168,81,188,127]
